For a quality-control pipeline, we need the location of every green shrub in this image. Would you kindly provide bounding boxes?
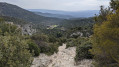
[46,43,58,55]
[75,41,93,62]
[31,34,49,42]
[28,42,40,56]
[0,35,33,67]
[0,20,33,67]
[31,34,60,55]
[37,42,58,55]
[66,38,82,48]
[66,37,93,63]
[66,38,77,48]
[59,37,67,43]
[48,35,57,43]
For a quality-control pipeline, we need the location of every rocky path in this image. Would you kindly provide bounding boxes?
[31,44,93,67]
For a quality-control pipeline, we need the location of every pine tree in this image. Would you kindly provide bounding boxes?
[110,0,119,10]
[90,0,119,67]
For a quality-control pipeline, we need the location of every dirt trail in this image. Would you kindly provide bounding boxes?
[31,44,93,67]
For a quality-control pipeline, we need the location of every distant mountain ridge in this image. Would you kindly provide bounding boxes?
[28,9,99,18]
[34,12,74,19]
[0,2,62,24]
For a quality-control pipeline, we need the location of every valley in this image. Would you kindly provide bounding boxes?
[0,2,94,67]
[0,0,119,67]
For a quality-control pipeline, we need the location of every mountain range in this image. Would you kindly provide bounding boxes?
[28,9,99,19]
[33,12,74,19]
[0,2,62,24]
[0,2,96,27]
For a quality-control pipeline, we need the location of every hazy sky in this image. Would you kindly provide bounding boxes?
[0,0,110,11]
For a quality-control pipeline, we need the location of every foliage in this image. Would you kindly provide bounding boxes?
[0,20,33,67]
[75,38,93,63]
[110,0,119,10]
[0,16,28,26]
[0,35,33,67]
[90,0,119,66]
[48,35,57,43]
[60,18,94,29]
[66,38,79,48]
[66,37,93,63]
[31,34,59,55]
[67,26,93,38]
[58,37,67,44]
[65,21,94,63]
[0,21,21,35]
[28,41,40,56]
[31,34,49,42]
[94,6,112,23]
[45,43,59,55]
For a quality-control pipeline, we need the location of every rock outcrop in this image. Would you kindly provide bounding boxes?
[22,24,36,35]
[31,44,93,67]
[5,21,36,35]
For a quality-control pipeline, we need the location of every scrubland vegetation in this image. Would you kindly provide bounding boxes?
[0,0,119,67]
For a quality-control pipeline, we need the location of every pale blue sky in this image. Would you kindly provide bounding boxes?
[0,0,110,11]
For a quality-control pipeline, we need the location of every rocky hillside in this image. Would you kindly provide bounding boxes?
[31,44,93,67]
[6,21,36,35]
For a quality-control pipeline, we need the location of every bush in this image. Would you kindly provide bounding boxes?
[31,34,59,55]
[59,37,67,43]
[66,38,83,48]
[48,35,57,43]
[46,43,58,55]
[75,41,93,62]
[66,37,93,63]
[31,34,49,42]
[0,22,21,35]
[0,35,33,67]
[66,38,77,48]
[28,42,40,56]
[37,42,58,55]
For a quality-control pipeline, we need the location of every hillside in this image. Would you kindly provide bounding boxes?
[0,2,62,24]
[59,18,94,29]
[0,16,28,25]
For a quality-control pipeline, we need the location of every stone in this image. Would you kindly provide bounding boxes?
[31,44,93,67]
